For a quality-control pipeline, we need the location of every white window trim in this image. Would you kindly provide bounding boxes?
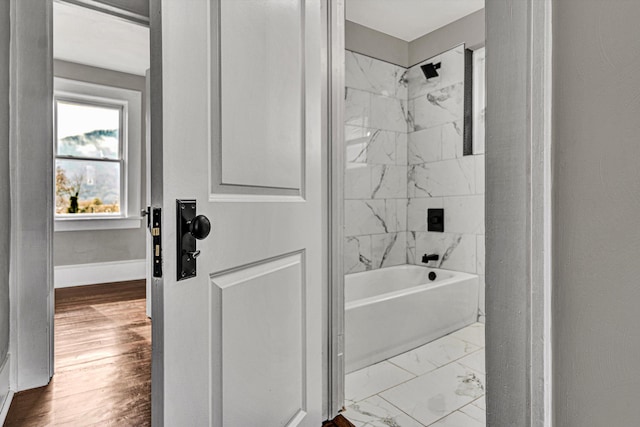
[53,77,142,231]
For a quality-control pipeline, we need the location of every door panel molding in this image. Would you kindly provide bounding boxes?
[210,251,307,426]
[210,0,307,198]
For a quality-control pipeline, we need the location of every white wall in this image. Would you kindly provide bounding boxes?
[553,0,640,424]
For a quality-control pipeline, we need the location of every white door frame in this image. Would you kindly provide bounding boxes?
[8,0,55,392]
[326,0,346,417]
[8,0,553,425]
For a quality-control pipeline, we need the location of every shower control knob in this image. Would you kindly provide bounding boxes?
[188,215,211,240]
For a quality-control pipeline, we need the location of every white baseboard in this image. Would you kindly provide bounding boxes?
[0,354,13,425]
[54,259,146,288]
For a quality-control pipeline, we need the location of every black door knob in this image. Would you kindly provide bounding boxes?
[189,214,211,240]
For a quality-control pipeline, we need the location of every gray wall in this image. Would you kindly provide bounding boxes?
[553,0,640,425]
[0,0,10,365]
[485,0,529,424]
[53,60,146,266]
[345,21,409,67]
[408,9,485,67]
[345,9,485,69]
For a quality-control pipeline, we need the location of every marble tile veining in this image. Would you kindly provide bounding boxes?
[408,157,475,198]
[344,235,372,274]
[344,324,487,427]
[371,165,407,199]
[345,45,484,281]
[379,362,485,426]
[371,94,410,133]
[345,199,397,237]
[441,121,464,160]
[372,232,407,269]
[408,127,441,165]
[346,51,408,99]
[344,395,423,427]
[410,83,464,131]
[345,164,372,199]
[414,232,477,274]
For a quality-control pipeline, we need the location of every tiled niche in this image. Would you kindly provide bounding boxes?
[343,45,486,319]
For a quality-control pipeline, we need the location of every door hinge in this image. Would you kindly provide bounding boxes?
[151,207,162,278]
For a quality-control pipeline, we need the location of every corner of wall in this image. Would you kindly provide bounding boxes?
[0,354,13,425]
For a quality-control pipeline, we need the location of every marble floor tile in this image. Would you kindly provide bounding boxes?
[343,395,423,427]
[459,402,486,425]
[448,323,485,347]
[471,396,486,411]
[456,350,485,375]
[379,362,485,426]
[388,335,479,376]
[345,361,415,404]
[428,410,484,427]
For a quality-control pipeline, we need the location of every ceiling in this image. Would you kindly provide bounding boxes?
[346,0,484,42]
[54,2,150,76]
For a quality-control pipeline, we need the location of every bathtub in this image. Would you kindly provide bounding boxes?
[345,265,478,373]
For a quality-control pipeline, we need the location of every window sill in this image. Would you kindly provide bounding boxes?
[54,216,142,232]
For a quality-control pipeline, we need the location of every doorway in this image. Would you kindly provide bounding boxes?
[5,2,544,424]
[337,2,487,425]
[5,1,153,424]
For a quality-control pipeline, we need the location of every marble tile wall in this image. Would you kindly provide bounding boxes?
[405,45,486,322]
[344,51,409,274]
[344,47,486,322]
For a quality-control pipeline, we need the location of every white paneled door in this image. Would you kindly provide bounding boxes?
[158,0,325,425]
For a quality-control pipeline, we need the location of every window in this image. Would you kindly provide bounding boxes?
[55,98,125,216]
[54,77,142,231]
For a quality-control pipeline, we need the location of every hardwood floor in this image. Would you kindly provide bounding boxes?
[5,280,151,426]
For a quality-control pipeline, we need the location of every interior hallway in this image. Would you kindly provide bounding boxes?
[5,280,151,426]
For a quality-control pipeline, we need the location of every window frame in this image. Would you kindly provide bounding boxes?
[53,77,142,231]
[54,94,128,219]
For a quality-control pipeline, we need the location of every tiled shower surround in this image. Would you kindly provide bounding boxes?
[344,46,486,319]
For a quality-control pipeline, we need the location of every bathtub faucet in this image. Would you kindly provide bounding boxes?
[422,253,439,263]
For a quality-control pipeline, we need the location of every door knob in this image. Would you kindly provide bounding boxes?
[188,215,211,240]
[177,199,211,281]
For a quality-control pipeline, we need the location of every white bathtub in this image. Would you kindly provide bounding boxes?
[345,265,478,373]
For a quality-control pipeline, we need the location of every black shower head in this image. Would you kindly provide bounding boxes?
[420,62,441,79]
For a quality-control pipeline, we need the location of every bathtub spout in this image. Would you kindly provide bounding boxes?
[422,253,439,263]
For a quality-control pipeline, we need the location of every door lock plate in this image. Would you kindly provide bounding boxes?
[177,199,198,281]
[151,208,162,278]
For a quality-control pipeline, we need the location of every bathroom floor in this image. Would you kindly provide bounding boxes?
[343,323,485,427]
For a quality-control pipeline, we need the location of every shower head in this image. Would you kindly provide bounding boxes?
[420,62,441,79]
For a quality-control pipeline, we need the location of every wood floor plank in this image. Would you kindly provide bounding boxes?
[5,280,151,426]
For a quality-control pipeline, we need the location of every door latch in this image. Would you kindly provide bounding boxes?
[151,207,162,278]
[177,199,211,281]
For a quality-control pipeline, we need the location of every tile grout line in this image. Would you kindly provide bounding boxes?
[375,394,429,427]
[345,324,487,423]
